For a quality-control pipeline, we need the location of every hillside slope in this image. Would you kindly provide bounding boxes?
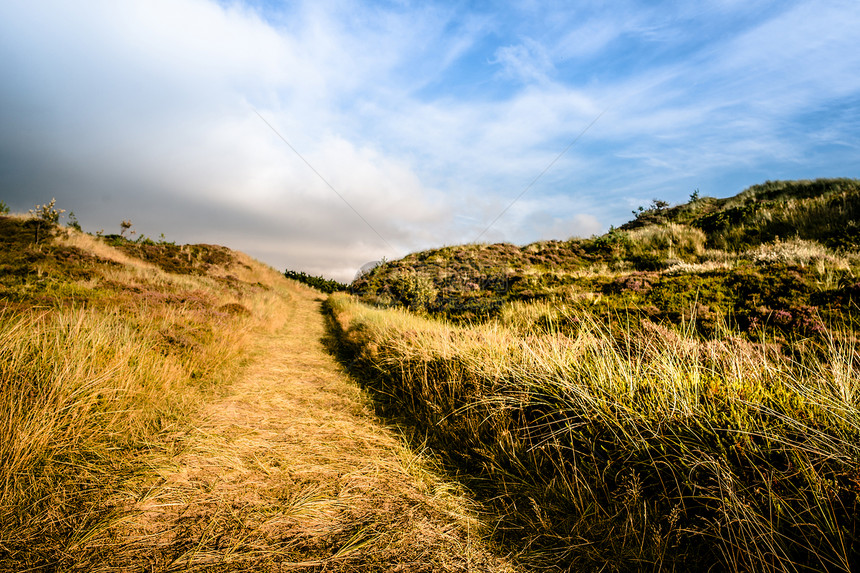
[352,178,860,336]
[0,215,513,571]
[329,179,860,571]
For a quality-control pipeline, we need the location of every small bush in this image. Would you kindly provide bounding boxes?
[66,211,82,232]
[26,198,65,245]
[29,198,64,225]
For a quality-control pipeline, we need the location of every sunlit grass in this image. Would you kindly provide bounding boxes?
[0,216,514,571]
[328,292,860,571]
[0,222,266,569]
[0,306,250,568]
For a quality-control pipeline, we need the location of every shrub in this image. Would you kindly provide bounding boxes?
[29,198,64,225]
[27,198,65,245]
[66,211,82,232]
[283,269,346,293]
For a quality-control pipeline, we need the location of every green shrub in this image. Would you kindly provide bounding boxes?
[25,198,65,245]
[66,211,82,232]
[283,269,346,293]
[29,198,64,225]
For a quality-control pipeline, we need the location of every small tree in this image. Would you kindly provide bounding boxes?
[67,211,82,232]
[632,199,670,222]
[0,200,9,215]
[120,219,133,238]
[651,199,670,212]
[28,198,65,245]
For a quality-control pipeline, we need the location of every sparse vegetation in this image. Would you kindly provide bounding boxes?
[66,211,82,232]
[119,219,133,238]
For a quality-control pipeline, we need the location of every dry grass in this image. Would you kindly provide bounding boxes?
[746,237,849,269]
[664,260,733,274]
[0,225,514,571]
[623,223,707,260]
[0,239,258,569]
[56,227,159,269]
[103,282,513,571]
[327,293,860,572]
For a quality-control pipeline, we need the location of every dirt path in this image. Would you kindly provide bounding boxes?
[109,281,514,572]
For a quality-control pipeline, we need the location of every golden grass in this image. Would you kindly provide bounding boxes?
[0,228,515,571]
[99,281,514,571]
[747,237,849,269]
[327,292,860,572]
[56,227,158,269]
[624,222,707,259]
[0,261,256,568]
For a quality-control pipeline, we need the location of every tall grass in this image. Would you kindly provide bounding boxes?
[700,180,860,251]
[0,226,264,568]
[327,293,860,571]
[623,222,707,261]
[0,303,250,569]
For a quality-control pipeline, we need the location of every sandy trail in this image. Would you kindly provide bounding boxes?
[108,281,513,572]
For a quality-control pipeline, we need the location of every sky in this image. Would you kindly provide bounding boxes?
[2,0,859,282]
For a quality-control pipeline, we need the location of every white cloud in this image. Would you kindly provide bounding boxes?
[492,38,555,84]
[0,0,460,279]
[522,210,603,241]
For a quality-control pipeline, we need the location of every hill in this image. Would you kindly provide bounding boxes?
[6,179,860,571]
[351,178,860,337]
[0,213,514,571]
[329,178,860,571]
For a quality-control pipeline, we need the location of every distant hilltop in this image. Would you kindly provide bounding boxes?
[350,178,860,337]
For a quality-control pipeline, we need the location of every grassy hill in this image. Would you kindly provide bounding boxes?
[0,211,517,571]
[352,178,860,338]
[622,178,860,250]
[332,179,860,571]
[5,179,860,571]
[0,213,279,568]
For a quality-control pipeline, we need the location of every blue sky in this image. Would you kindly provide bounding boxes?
[2,0,859,280]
